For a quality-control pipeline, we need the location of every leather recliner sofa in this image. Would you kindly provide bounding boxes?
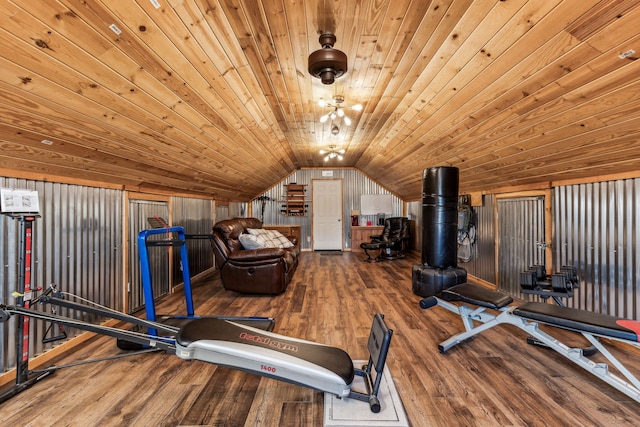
[210,217,299,294]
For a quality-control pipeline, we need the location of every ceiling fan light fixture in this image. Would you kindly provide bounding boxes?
[308,33,348,85]
[321,145,345,161]
[317,94,361,128]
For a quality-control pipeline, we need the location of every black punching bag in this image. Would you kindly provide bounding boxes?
[412,166,467,297]
[422,166,459,268]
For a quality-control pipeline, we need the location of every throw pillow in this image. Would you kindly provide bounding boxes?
[246,228,294,249]
[238,233,266,250]
[266,230,294,248]
[247,228,270,237]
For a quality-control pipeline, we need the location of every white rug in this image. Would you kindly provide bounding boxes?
[324,361,409,427]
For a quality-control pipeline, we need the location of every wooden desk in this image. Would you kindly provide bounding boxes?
[351,226,384,252]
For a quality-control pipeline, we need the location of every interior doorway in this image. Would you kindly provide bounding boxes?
[127,198,169,313]
[312,179,343,250]
[496,192,550,296]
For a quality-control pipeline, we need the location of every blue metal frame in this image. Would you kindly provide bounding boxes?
[138,226,194,331]
[138,226,275,337]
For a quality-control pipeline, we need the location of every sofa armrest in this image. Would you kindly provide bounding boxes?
[228,247,285,263]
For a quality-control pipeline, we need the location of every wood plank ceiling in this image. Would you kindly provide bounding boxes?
[0,0,639,201]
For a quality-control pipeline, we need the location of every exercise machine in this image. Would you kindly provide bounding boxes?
[0,212,48,402]
[2,205,394,411]
[175,313,393,412]
[0,189,49,402]
[136,223,274,337]
[1,296,393,412]
[0,200,270,401]
[419,283,640,403]
[80,221,396,412]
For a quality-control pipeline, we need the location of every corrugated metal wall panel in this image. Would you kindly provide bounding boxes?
[216,204,230,221]
[127,200,168,312]
[253,169,403,250]
[554,179,640,318]
[216,203,247,222]
[460,195,496,284]
[497,197,546,296]
[228,202,247,219]
[407,200,421,252]
[6,172,638,375]
[1,178,122,373]
[171,197,214,282]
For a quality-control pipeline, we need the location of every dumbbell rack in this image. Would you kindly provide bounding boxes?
[519,264,579,305]
[519,264,596,355]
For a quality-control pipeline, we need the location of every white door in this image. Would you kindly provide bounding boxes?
[312,179,343,250]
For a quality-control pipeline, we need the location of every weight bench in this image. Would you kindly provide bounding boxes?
[420,283,640,403]
[175,314,393,412]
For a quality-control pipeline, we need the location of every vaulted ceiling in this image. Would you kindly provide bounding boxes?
[1,0,639,201]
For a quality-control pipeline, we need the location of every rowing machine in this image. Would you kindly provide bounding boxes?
[420,283,640,403]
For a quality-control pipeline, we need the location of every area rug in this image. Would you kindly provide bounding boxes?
[324,361,409,427]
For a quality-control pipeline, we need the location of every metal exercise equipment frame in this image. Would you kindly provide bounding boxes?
[347,313,394,412]
[1,218,272,402]
[3,298,393,413]
[138,225,194,335]
[519,264,596,355]
[0,213,49,403]
[0,283,185,402]
[175,313,393,413]
[137,224,275,336]
[420,284,640,404]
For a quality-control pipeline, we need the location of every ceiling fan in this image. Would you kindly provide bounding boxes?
[308,33,348,85]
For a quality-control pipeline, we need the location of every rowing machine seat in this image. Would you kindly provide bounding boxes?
[441,283,513,309]
[514,302,640,342]
[176,318,355,397]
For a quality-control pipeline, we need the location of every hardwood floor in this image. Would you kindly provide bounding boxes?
[2,251,640,426]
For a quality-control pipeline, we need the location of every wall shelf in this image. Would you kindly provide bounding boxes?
[281,184,308,216]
